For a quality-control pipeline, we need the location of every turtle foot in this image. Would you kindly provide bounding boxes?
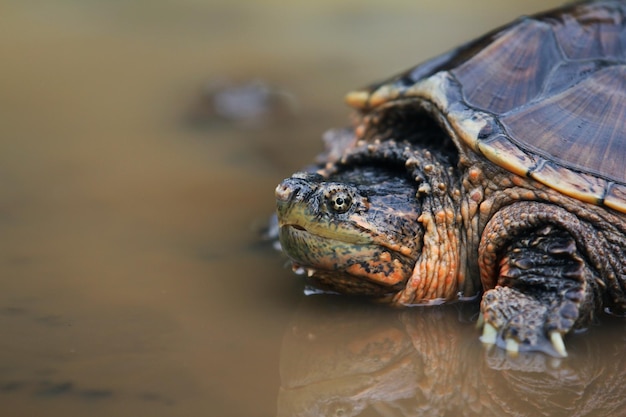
[478,286,574,358]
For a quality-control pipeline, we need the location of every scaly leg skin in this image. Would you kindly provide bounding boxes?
[479,226,598,357]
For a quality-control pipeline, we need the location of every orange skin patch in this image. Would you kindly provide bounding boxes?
[468,167,482,182]
[346,257,406,286]
[395,206,464,304]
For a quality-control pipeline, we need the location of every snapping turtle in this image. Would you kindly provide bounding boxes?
[274,0,626,357]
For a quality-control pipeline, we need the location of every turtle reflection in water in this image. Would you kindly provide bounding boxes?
[277,299,626,417]
[274,0,626,357]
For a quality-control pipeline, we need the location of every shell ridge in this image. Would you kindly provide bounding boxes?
[530,59,626,113]
[499,65,626,186]
[526,154,545,177]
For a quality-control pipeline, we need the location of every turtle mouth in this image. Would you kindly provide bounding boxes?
[278,223,413,290]
[280,222,371,244]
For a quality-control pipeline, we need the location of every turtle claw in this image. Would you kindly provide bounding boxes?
[505,338,519,356]
[479,287,575,357]
[479,321,568,358]
[480,322,497,344]
[550,331,568,358]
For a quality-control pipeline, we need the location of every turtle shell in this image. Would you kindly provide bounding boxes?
[346,0,626,213]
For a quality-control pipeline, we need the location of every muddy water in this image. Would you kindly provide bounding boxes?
[1,1,625,416]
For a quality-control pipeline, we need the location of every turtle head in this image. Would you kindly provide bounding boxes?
[275,165,423,296]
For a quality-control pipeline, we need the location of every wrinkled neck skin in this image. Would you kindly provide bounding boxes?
[342,102,480,304]
[383,143,476,305]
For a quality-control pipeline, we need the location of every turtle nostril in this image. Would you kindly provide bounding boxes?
[275,181,299,202]
[276,174,319,204]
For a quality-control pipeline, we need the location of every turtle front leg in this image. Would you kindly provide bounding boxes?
[478,224,599,357]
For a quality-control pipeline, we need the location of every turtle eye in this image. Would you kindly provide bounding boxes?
[327,190,353,213]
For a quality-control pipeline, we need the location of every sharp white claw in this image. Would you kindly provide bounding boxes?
[550,331,568,358]
[505,338,519,355]
[480,322,497,344]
